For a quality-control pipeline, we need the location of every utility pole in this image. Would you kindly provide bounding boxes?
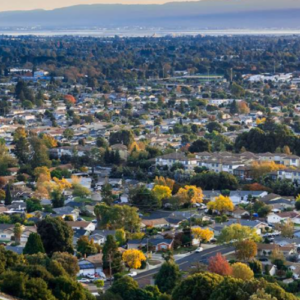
[230,68,233,83]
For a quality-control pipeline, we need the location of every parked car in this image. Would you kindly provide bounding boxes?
[128,271,137,277]
[78,278,91,283]
[195,247,204,253]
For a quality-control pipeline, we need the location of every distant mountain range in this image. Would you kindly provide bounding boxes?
[0,0,300,30]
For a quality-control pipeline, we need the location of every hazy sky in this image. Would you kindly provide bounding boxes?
[0,0,199,11]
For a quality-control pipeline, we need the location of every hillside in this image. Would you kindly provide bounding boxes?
[0,0,299,29]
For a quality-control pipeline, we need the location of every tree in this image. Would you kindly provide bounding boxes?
[15,137,30,164]
[29,137,51,169]
[172,272,223,300]
[103,235,123,274]
[63,128,74,140]
[41,134,57,149]
[108,276,149,300]
[152,185,172,202]
[176,185,203,205]
[270,246,285,263]
[217,224,261,245]
[37,217,74,256]
[52,252,80,277]
[231,82,245,98]
[72,183,91,198]
[23,233,45,255]
[206,122,224,133]
[209,277,243,300]
[208,253,232,276]
[231,262,254,281]
[154,177,175,191]
[250,289,277,300]
[235,240,257,262]
[101,183,114,206]
[188,138,211,153]
[122,249,146,271]
[207,195,234,214]
[115,229,126,246]
[13,127,27,142]
[277,220,294,238]
[14,223,23,245]
[4,184,12,205]
[192,227,214,245]
[109,130,134,147]
[51,189,65,208]
[64,94,76,104]
[130,186,161,211]
[77,236,98,257]
[248,259,263,275]
[26,198,42,213]
[155,261,181,294]
[282,145,292,155]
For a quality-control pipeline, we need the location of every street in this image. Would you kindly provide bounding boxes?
[98,244,234,291]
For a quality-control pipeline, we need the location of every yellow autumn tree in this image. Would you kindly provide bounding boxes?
[256,118,266,125]
[42,134,58,148]
[192,227,214,244]
[231,262,254,281]
[207,195,234,214]
[34,166,51,182]
[176,185,203,204]
[122,249,146,271]
[152,185,172,201]
[13,127,27,141]
[251,161,286,180]
[129,141,141,153]
[53,177,72,190]
[154,176,175,192]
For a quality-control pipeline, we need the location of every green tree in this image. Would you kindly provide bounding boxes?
[101,183,114,206]
[52,252,80,277]
[26,198,42,213]
[109,130,134,147]
[155,261,181,294]
[172,272,223,300]
[63,128,74,140]
[102,235,123,274]
[115,229,126,246]
[108,276,152,300]
[51,189,65,208]
[23,233,45,255]
[15,137,30,164]
[77,236,98,257]
[188,138,211,153]
[4,184,12,205]
[37,217,74,256]
[130,186,160,211]
[29,137,51,169]
[217,224,261,245]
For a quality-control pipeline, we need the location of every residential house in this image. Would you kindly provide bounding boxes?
[257,243,295,257]
[78,253,103,276]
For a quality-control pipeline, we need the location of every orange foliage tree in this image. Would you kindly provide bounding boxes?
[64,94,76,105]
[208,253,232,276]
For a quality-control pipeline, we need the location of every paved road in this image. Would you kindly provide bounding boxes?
[99,245,234,290]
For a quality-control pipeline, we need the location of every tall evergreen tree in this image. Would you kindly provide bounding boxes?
[23,233,45,255]
[5,184,12,206]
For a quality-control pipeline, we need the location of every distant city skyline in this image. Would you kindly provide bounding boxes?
[0,0,198,12]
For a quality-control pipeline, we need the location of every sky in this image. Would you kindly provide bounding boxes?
[0,0,199,11]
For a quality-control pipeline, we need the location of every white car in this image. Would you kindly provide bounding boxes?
[195,247,204,253]
[128,271,137,277]
[78,278,91,283]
